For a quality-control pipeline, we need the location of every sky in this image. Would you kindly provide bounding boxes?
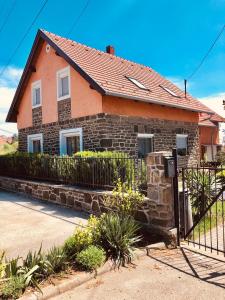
[1,0,225,135]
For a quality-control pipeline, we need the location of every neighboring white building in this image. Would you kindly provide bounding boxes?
[199,95,225,146]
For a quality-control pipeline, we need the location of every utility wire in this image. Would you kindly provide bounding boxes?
[0,0,17,36]
[67,0,91,36]
[0,0,49,79]
[187,25,225,80]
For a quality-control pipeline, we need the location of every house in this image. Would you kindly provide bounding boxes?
[199,112,224,161]
[7,29,214,165]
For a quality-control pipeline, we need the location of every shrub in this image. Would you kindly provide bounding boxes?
[103,179,144,216]
[97,213,142,267]
[185,169,217,218]
[1,276,25,299]
[64,216,101,260]
[76,246,106,271]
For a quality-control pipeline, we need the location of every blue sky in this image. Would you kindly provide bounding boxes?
[1,0,225,134]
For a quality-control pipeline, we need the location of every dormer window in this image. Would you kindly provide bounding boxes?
[32,80,41,108]
[160,85,179,97]
[57,66,71,101]
[126,76,149,91]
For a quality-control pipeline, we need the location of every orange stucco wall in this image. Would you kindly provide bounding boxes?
[17,41,102,129]
[17,41,200,130]
[199,126,219,145]
[102,96,199,122]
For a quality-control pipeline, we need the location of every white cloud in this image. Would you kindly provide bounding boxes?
[0,66,23,88]
[198,92,225,117]
[166,76,192,90]
[0,66,22,136]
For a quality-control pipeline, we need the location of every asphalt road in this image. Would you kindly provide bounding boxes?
[0,190,88,258]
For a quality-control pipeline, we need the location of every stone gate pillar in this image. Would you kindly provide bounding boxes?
[146,151,175,228]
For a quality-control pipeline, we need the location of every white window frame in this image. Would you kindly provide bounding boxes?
[56,66,71,101]
[126,76,149,91]
[138,133,154,139]
[176,134,188,156]
[27,133,43,153]
[59,128,83,155]
[31,80,42,108]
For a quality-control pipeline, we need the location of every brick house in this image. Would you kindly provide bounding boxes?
[199,112,224,161]
[7,29,214,165]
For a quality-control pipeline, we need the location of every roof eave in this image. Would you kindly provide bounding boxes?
[104,91,213,114]
[6,29,106,123]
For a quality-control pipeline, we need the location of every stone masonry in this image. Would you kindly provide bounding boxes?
[19,113,199,166]
[0,152,175,229]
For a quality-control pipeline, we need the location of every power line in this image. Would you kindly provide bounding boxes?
[0,0,17,36]
[67,0,91,37]
[187,25,225,80]
[0,0,49,79]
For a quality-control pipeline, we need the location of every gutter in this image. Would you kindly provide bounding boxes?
[104,91,214,115]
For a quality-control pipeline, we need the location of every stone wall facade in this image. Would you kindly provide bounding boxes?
[58,98,71,122]
[19,113,199,165]
[32,107,42,127]
[0,152,175,229]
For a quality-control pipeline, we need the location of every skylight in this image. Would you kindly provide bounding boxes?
[126,76,149,90]
[160,85,179,97]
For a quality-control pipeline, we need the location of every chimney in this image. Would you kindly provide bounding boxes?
[106,45,115,55]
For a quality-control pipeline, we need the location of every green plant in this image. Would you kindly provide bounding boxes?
[64,216,101,260]
[185,169,217,219]
[20,246,52,287]
[97,213,142,267]
[4,256,21,278]
[46,246,68,273]
[104,179,145,216]
[1,276,25,299]
[76,245,106,272]
[0,251,5,279]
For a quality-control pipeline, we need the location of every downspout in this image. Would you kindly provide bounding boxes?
[211,127,214,161]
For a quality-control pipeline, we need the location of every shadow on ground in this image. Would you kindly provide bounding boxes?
[148,246,225,289]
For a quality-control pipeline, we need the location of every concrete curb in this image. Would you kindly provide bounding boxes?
[19,242,166,300]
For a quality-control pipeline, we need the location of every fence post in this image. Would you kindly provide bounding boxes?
[172,148,180,246]
[146,151,175,229]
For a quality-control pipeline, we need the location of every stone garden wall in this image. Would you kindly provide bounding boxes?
[0,152,175,229]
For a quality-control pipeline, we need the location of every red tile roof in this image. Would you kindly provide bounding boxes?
[42,30,212,114]
[199,112,225,127]
[7,29,213,122]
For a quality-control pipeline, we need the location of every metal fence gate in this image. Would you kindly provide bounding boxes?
[179,165,225,255]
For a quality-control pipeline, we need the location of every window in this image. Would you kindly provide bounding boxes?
[126,76,149,91]
[31,80,41,107]
[176,134,188,156]
[57,66,70,100]
[137,133,154,158]
[159,85,179,97]
[60,128,83,155]
[27,133,43,153]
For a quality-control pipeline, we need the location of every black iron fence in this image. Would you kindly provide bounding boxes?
[0,155,147,192]
[179,165,225,254]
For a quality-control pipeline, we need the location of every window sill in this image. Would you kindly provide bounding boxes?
[32,104,42,109]
[57,95,71,101]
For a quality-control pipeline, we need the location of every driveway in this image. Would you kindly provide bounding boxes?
[0,190,88,258]
[54,247,225,300]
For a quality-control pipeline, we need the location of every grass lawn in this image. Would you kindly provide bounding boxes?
[0,142,18,155]
[191,201,224,238]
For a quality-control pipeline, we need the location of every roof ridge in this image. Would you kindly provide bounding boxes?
[40,29,153,71]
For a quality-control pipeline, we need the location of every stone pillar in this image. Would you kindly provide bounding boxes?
[146,151,174,228]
